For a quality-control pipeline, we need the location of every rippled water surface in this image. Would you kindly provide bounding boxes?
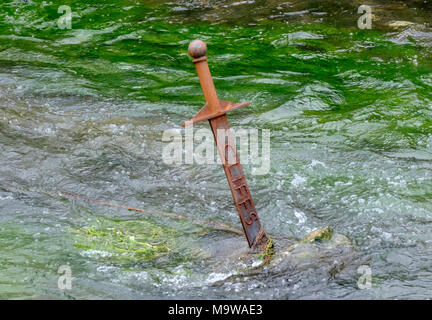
[0,0,431,299]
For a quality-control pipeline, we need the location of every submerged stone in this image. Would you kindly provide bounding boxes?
[386,21,416,29]
[211,226,360,285]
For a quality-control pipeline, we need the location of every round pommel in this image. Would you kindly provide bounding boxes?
[188,40,207,58]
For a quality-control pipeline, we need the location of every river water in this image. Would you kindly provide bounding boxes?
[0,0,431,299]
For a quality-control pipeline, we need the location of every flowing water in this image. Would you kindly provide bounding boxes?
[0,0,431,299]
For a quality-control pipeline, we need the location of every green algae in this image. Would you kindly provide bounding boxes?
[72,217,179,264]
[258,237,276,263]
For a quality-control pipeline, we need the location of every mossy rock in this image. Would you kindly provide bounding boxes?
[268,226,354,268]
[213,226,358,283]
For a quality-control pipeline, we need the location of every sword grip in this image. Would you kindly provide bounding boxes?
[188,40,219,114]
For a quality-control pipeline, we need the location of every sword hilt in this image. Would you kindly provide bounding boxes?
[182,40,250,127]
[188,40,219,114]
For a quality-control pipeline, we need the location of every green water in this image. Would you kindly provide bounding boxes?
[0,0,431,299]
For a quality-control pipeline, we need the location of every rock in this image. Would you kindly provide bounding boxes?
[212,226,359,285]
[253,226,354,270]
[386,21,416,29]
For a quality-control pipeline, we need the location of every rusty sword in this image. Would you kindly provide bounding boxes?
[181,40,269,251]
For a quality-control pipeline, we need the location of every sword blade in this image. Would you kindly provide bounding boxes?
[209,115,267,248]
